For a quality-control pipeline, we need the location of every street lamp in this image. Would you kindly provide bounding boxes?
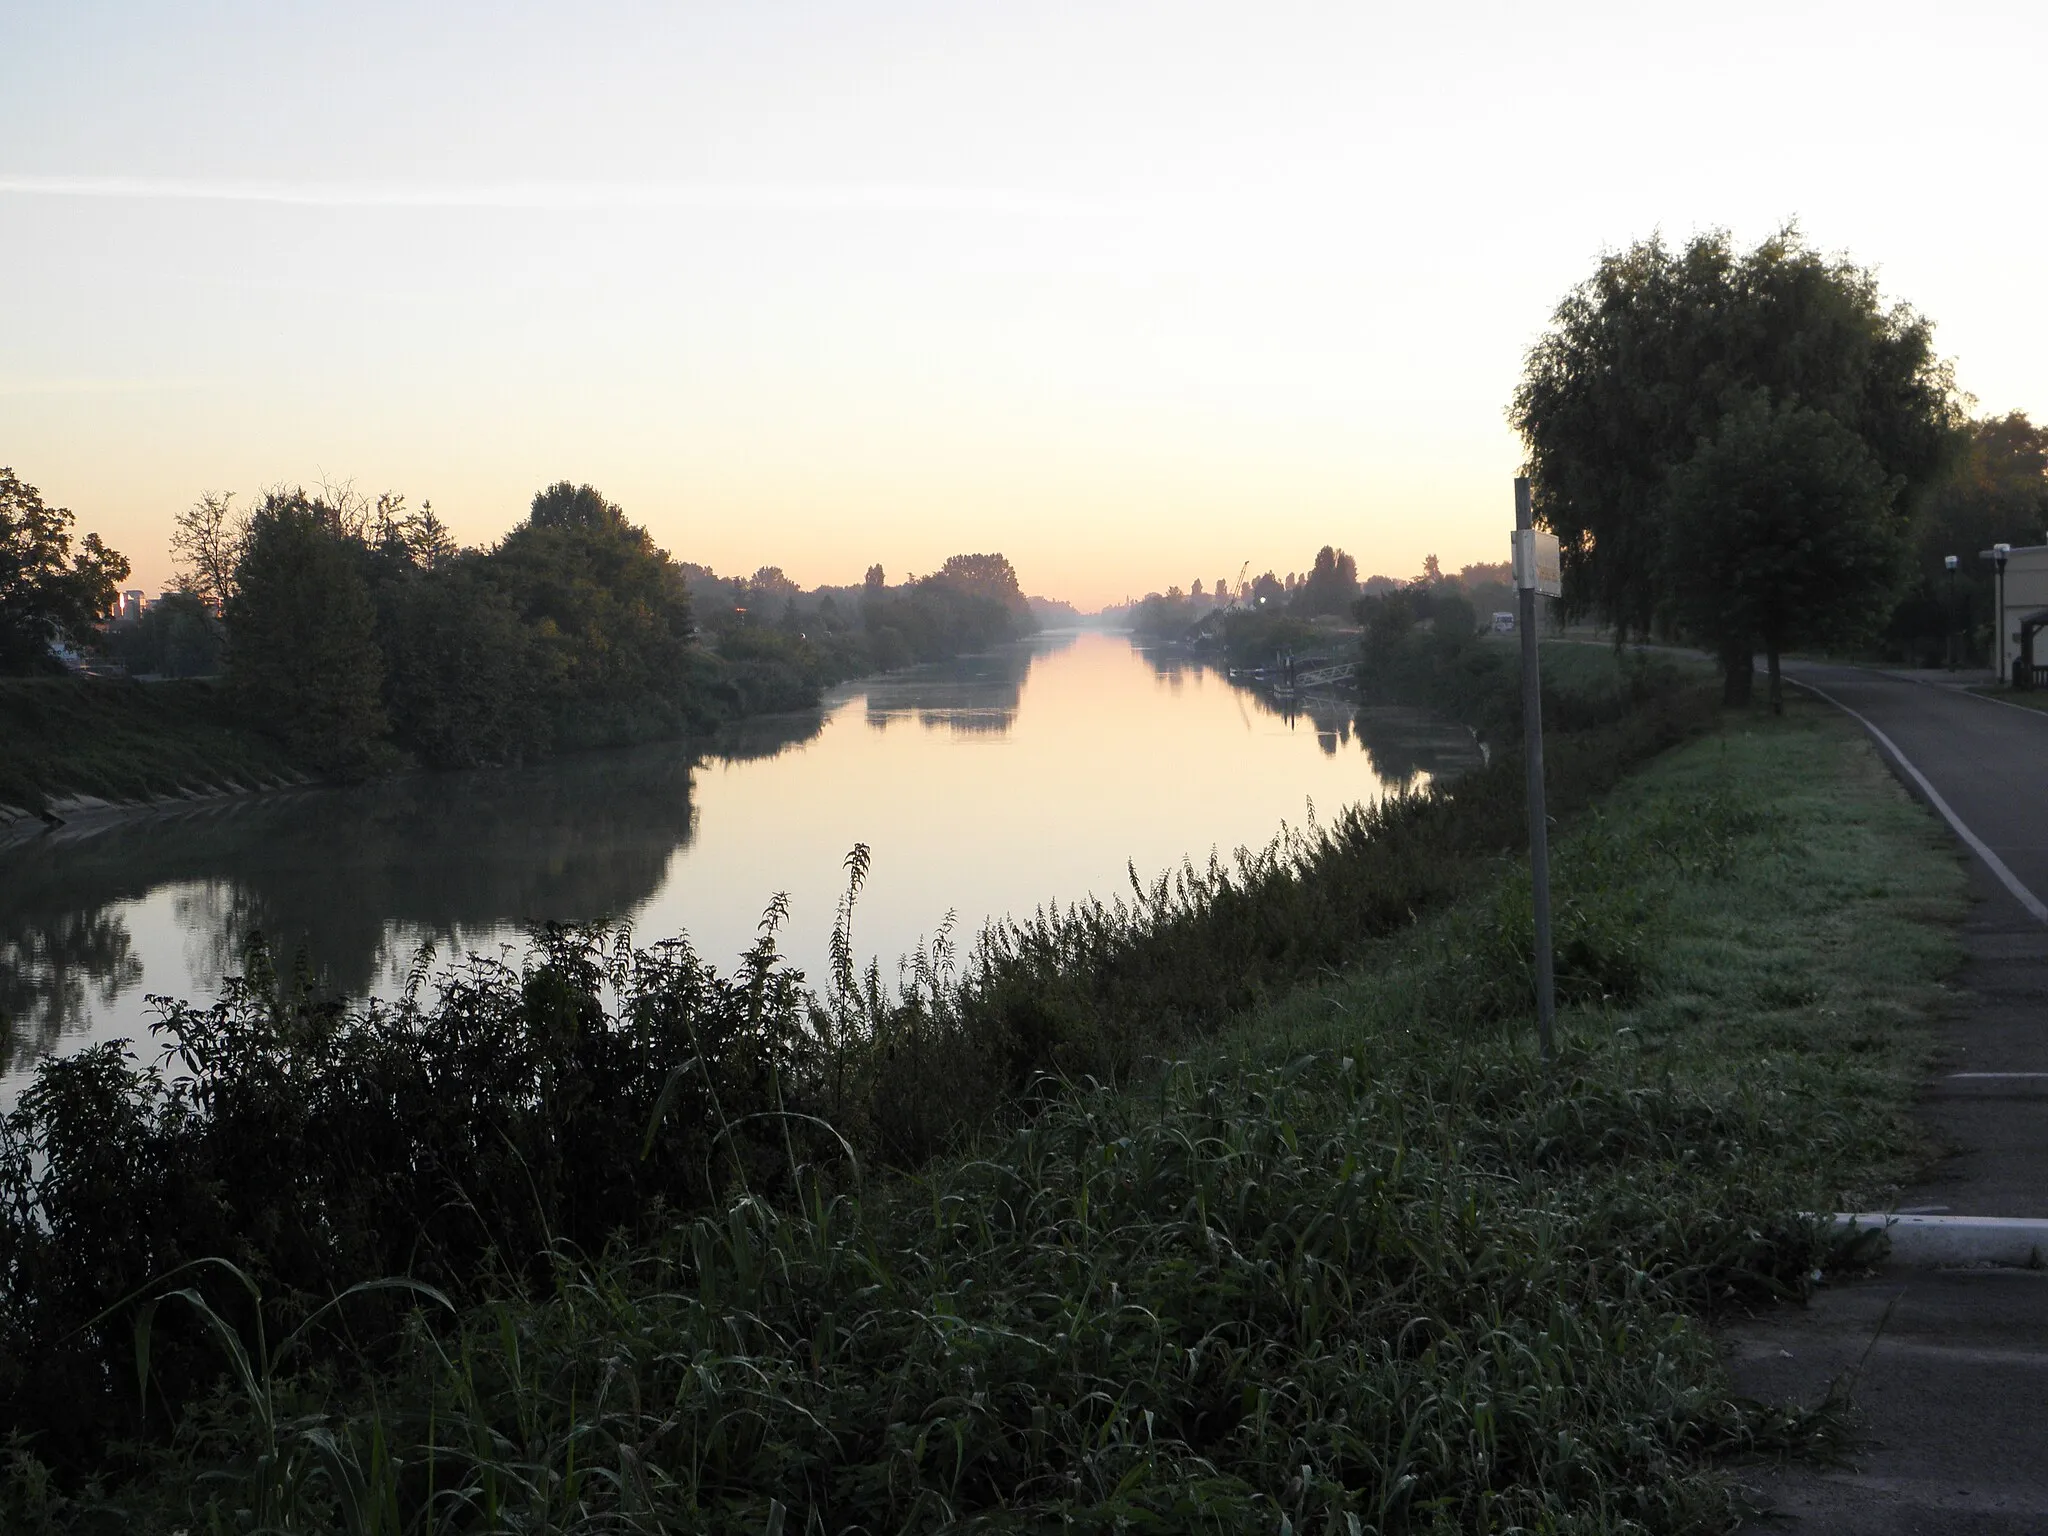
[1944,554,1958,670]
[1981,543,2011,682]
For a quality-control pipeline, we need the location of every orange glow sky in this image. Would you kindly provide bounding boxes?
[6,2,2045,608]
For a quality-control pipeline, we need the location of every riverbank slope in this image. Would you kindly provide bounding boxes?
[0,676,307,830]
[0,690,1966,1533]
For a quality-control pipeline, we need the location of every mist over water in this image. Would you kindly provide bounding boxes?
[0,630,1480,1090]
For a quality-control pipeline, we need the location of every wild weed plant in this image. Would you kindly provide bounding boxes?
[3,666,1939,1534]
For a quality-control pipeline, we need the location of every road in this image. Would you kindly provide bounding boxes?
[1731,664,2048,1534]
[1785,663,2048,921]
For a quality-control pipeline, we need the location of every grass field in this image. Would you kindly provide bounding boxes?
[0,676,304,817]
[4,692,1963,1535]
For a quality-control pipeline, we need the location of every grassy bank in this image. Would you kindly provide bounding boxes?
[0,692,1963,1533]
[0,678,306,818]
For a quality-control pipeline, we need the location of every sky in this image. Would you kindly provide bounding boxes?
[3,1,2045,610]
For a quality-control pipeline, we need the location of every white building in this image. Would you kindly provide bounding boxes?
[1990,543,2048,686]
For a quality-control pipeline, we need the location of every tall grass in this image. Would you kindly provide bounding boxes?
[0,668,1714,1472]
[16,692,1960,1535]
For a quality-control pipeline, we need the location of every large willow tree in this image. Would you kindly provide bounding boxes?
[1510,227,1960,701]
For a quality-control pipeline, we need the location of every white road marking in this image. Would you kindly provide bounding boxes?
[1790,677,2048,926]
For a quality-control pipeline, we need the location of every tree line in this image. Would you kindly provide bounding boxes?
[1514,224,2045,708]
[0,471,1036,773]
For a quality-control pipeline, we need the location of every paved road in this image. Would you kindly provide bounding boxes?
[1784,663,2048,920]
[1731,665,2048,1533]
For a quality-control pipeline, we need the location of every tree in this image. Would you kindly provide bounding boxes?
[1891,412,2048,660]
[226,491,388,772]
[1512,227,1959,671]
[1663,395,1905,712]
[368,494,456,573]
[107,590,224,678]
[932,552,1027,610]
[380,558,536,768]
[528,481,626,532]
[489,483,698,747]
[0,468,129,672]
[169,491,246,613]
[1294,546,1360,614]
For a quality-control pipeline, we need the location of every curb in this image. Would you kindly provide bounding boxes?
[1834,1213,2048,1269]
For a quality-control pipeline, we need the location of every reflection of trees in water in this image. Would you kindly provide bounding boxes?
[1353,706,1486,790]
[0,742,712,1029]
[0,908,145,1069]
[1145,651,1484,783]
[860,640,1053,737]
[1263,693,1358,756]
[702,708,830,765]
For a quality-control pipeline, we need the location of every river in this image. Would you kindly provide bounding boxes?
[0,630,1481,1093]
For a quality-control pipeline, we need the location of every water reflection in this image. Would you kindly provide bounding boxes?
[860,635,1058,736]
[1354,707,1488,790]
[0,738,748,1067]
[0,909,144,1063]
[0,631,1478,1087]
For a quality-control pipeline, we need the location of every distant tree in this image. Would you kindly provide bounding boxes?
[1249,571,1285,607]
[367,494,457,572]
[1130,588,1198,641]
[1891,411,2048,659]
[380,558,536,768]
[528,481,626,532]
[864,563,887,591]
[1419,554,1442,583]
[108,590,224,678]
[226,491,387,771]
[1512,226,1958,664]
[1191,578,1205,599]
[169,490,246,613]
[933,552,1027,609]
[0,467,129,672]
[489,483,698,747]
[1457,561,1513,587]
[1663,394,1906,713]
[1294,545,1360,614]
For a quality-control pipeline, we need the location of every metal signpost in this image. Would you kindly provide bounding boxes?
[1512,478,1561,1059]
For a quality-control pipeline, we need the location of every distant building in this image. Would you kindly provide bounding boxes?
[119,589,145,621]
[1993,543,2048,686]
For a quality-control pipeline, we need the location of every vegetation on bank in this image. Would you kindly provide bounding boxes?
[213,482,1037,774]
[0,677,303,819]
[0,650,1968,1530]
[0,474,1037,808]
[1354,582,1706,743]
[1513,226,1963,708]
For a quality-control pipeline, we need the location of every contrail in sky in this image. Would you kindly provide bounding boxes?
[0,174,1104,218]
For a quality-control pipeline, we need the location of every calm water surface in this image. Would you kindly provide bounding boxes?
[0,631,1480,1091]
